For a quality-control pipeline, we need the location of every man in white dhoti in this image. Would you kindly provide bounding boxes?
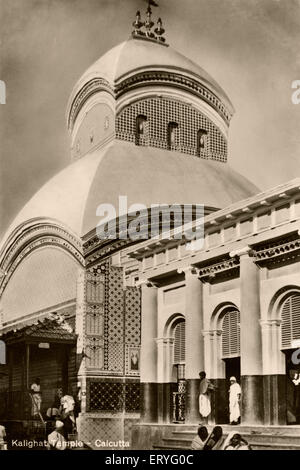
[229,376,241,425]
[198,371,216,423]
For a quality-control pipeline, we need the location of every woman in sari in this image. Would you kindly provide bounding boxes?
[190,426,208,450]
[222,431,251,450]
[203,426,224,450]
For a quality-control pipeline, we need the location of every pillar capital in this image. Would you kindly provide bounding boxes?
[229,246,255,259]
[177,266,200,277]
[136,278,158,288]
[155,337,171,345]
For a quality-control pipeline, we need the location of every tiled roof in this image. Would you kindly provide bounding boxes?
[2,317,76,344]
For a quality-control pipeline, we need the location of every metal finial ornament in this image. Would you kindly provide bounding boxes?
[154,17,165,43]
[145,5,155,38]
[132,10,145,37]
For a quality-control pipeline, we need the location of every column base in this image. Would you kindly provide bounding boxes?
[212,378,228,424]
[263,375,286,425]
[185,379,200,424]
[140,383,158,423]
[241,375,264,425]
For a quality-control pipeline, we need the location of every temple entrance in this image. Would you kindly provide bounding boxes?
[221,307,241,424]
[222,357,241,424]
[285,349,300,424]
[224,357,241,382]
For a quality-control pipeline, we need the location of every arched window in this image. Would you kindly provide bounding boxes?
[136,115,147,143]
[167,122,179,150]
[222,309,240,358]
[197,129,208,156]
[174,321,185,364]
[173,320,185,383]
[281,294,300,349]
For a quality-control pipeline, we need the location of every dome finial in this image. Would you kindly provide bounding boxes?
[154,17,166,43]
[131,1,167,46]
[132,10,145,38]
[145,4,155,39]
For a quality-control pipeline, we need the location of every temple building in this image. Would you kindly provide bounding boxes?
[0,6,300,450]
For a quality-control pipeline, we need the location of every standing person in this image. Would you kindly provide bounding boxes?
[229,377,241,425]
[30,378,42,418]
[198,371,216,423]
[60,395,76,440]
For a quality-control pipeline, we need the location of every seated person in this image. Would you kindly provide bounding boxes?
[191,426,208,450]
[203,426,224,450]
[47,420,67,450]
[222,432,252,450]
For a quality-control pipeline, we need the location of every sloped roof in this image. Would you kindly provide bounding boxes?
[2,317,76,344]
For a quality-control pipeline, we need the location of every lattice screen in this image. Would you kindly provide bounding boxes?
[89,382,140,412]
[174,321,185,364]
[116,97,227,162]
[85,268,106,369]
[281,294,300,349]
[222,309,240,358]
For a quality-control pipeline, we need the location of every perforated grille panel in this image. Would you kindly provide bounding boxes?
[89,382,140,412]
[116,97,227,162]
[281,294,300,349]
[174,321,185,364]
[222,309,240,358]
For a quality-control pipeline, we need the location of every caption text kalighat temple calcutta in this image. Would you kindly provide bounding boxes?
[1,7,300,450]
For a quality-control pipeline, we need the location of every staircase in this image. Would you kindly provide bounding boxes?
[152,425,300,450]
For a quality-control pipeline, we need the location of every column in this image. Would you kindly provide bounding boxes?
[180,266,204,423]
[230,247,263,424]
[140,282,158,423]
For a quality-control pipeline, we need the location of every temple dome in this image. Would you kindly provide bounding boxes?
[67,37,234,125]
[1,141,259,242]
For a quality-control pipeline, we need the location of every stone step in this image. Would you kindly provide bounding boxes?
[153,443,300,451]
[152,425,300,451]
[172,430,300,444]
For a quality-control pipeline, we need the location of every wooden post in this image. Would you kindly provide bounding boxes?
[25,344,30,419]
[26,343,30,390]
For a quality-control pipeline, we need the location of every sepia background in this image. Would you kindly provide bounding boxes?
[1,0,300,238]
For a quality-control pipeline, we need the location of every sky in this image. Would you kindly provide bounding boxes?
[1,0,300,239]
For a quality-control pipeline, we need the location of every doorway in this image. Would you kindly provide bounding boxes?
[223,357,241,424]
[285,349,300,424]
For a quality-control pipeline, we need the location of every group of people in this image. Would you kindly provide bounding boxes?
[198,371,241,425]
[30,378,79,450]
[191,426,251,451]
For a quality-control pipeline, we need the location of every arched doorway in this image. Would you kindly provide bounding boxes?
[221,307,241,423]
[221,308,241,385]
[172,320,186,422]
[280,293,300,424]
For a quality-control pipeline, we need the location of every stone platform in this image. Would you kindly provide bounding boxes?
[131,423,300,450]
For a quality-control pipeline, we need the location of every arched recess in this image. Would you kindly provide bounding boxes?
[265,285,300,375]
[267,286,300,424]
[207,302,240,379]
[0,218,84,298]
[160,313,185,384]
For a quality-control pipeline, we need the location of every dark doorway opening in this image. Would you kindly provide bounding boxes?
[285,349,300,424]
[223,357,241,424]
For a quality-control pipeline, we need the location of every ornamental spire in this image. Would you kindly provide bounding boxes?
[131,1,167,45]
